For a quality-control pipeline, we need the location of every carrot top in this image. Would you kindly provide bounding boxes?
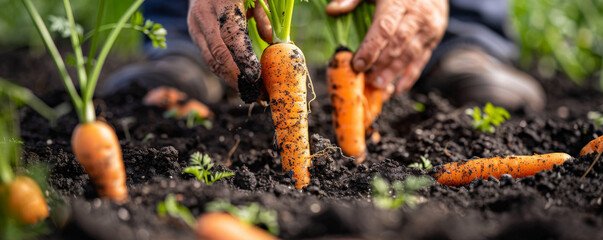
[247,0,305,43]
[22,0,163,123]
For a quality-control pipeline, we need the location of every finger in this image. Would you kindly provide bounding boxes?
[365,57,404,89]
[252,4,273,43]
[191,5,241,86]
[395,49,432,93]
[216,4,263,103]
[353,0,405,72]
[188,10,238,88]
[197,33,239,89]
[325,0,363,16]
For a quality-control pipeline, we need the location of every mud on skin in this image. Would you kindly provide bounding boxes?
[218,6,262,103]
[5,50,603,239]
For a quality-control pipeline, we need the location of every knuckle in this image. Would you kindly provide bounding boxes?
[211,45,231,64]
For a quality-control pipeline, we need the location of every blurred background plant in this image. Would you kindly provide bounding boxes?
[0,0,141,55]
[510,0,603,87]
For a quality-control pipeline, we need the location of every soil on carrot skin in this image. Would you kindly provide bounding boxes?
[9,55,603,239]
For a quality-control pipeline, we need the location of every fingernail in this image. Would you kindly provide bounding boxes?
[353,59,366,72]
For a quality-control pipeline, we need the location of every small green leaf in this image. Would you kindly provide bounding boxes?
[413,102,425,112]
[371,175,431,210]
[466,103,510,133]
[244,0,256,9]
[131,11,144,26]
[157,194,196,228]
[183,152,233,185]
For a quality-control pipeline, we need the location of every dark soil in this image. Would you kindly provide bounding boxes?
[4,50,603,239]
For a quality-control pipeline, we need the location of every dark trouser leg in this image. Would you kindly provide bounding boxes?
[415,0,546,112]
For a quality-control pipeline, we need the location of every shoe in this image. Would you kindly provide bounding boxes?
[418,47,546,112]
[98,54,224,104]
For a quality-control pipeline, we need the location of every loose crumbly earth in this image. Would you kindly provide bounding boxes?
[3,50,603,239]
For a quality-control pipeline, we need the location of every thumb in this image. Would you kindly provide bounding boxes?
[326,0,363,16]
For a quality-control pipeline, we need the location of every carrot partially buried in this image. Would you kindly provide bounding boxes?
[328,48,367,163]
[143,86,187,109]
[433,153,572,186]
[196,212,277,240]
[0,176,49,224]
[72,121,127,201]
[580,135,603,156]
[262,42,311,189]
[23,0,153,202]
[144,87,214,119]
[363,83,385,143]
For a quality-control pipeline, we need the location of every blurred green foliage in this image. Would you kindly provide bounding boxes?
[511,0,603,85]
[0,0,141,54]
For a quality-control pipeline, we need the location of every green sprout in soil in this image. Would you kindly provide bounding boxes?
[206,200,279,235]
[413,102,426,112]
[465,102,510,133]
[157,194,196,228]
[408,156,433,170]
[371,175,431,210]
[587,111,603,127]
[163,110,212,129]
[183,152,233,185]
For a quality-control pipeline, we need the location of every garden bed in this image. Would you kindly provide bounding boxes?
[7,50,603,239]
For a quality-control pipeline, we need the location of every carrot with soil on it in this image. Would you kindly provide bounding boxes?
[328,48,368,163]
[0,95,48,224]
[247,0,313,188]
[22,0,159,201]
[580,135,603,156]
[579,135,603,179]
[315,0,372,163]
[433,153,572,186]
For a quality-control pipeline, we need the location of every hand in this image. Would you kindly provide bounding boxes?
[326,0,448,95]
[187,0,272,102]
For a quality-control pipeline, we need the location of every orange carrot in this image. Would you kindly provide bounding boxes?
[327,48,367,163]
[580,135,603,156]
[433,153,572,186]
[0,176,49,224]
[363,84,384,131]
[71,121,127,201]
[363,84,386,144]
[196,212,276,240]
[175,100,214,119]
[262,43,311,189]
[143,86,187,109]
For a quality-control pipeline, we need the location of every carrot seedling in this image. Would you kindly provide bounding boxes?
[21,0,164,202]
[314,1,381,163]
[0,94,49,226]
[156,194,277,240]
[465,102,510,133]
[183,152,234,185]
[408,156,433,170]
[157,194,196,228]
[371,175,431,210]
[206,200,279,236]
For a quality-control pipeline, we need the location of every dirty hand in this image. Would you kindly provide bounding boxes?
[187,0,272,102]
[326,0,448,95]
